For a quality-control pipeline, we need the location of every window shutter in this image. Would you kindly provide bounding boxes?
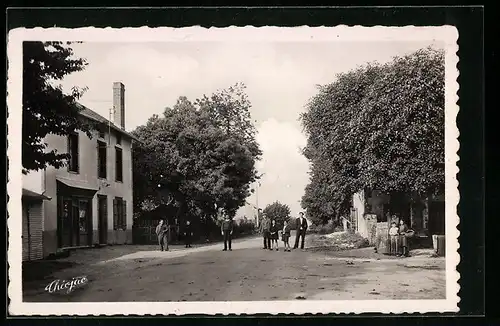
[113,199,118,230]
[97,141,101,177]
[75,134,79,172]
[122,200,127,230]
[67,136,71,165]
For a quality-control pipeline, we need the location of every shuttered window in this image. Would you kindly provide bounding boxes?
[113,197,127,230]
[67,133,79,173]
[115,146,123,182]
[97,140,107,179]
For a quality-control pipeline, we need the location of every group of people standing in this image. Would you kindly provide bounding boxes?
[260,211,309,252]
[155,211,309,253]
[155,215,235,252]
[389,218,412,257]
[155,219,194,251]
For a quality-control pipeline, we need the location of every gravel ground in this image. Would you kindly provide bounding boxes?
[23,234,446,302]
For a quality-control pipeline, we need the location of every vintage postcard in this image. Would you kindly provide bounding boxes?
[7,26,459,315]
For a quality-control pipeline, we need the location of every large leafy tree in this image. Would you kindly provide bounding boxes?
[132,84,262,224]
[22,41,94,174]
[301,47,445,224]
[196,82,261,161]
[263,201,291,228]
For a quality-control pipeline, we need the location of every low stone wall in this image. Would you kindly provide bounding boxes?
[375,222,389,254]
[365,214,378,246]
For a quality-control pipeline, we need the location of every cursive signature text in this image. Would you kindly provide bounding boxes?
[44,276,88,294]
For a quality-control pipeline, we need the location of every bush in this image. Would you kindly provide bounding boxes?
[235,217,256,236]
[309,220,337,234]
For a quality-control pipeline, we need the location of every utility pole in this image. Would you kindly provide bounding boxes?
[255,182,260,228]
[108,106,116,146]
[255,173,265,228]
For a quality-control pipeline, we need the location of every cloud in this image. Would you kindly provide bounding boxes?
[104,45,200,89]
[237,118,309,219]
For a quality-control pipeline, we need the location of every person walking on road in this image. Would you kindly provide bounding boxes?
[270,219,279,251]
[184,220,194,248]
[260,213,271,250]
[221,215,234,251]
[282,219,292,252]
[293,212,308,250]
[156,219,169,251]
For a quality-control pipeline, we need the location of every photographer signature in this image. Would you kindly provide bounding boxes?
[44,275,88,294]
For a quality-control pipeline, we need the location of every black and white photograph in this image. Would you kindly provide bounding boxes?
[7,25,459,315]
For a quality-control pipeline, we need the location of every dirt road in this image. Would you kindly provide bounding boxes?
[23,235,446,302]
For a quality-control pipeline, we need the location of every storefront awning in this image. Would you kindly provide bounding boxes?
[22,188,52,201]
[56,177,99,198]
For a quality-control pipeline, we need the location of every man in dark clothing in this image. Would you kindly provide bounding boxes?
[293,212,308,250]
[155,219,169,251]
[221,216,234,251]
[184,220,193,248]
[260,213,271,250]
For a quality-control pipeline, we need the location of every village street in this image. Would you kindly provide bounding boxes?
[23,233,446,302]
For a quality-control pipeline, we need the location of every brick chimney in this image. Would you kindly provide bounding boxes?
[112,82,125,130]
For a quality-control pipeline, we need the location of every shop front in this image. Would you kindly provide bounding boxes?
[56,180,98,249]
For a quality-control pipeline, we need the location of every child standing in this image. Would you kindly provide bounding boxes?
[269,219,279,251]
[184,220,193,248]
[282,220,292,252]
[389,221,399,256]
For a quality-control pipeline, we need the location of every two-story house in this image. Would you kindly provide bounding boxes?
[22,82,137,258]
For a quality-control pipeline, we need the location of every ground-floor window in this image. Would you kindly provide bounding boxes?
[113,197,127,230]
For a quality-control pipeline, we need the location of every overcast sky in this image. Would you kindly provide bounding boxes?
[61,39,443,219]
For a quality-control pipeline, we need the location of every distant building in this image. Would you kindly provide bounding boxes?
[22,82,138,258]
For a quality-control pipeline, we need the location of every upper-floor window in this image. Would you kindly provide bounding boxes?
[115,146,123,182]
[97,140,107,179]
[98,127,106,139]
[116,132,122,145]
[67,133,79,173]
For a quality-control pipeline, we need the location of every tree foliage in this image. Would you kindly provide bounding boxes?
[301,47,445,225]
[22,41,94,174]
[132,84,262,224]
[263,201,291,228]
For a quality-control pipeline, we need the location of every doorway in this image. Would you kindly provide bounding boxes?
[98,195,108,244]
[59,197,92,247]
[429,201,445,235]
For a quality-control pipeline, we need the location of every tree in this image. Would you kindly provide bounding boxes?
[263,201,291,228]
[196,83,261,162]
[357,48,445,195]
[301,47,445,224]
[132,86,262,224]
[22,41,94,174]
